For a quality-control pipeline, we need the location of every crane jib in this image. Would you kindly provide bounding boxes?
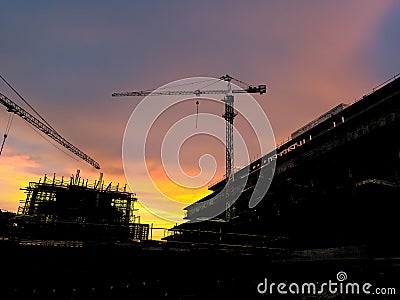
[111,85,266,98]
[0,92,100,169]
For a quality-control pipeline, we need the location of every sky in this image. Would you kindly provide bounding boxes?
[1,0,400,239]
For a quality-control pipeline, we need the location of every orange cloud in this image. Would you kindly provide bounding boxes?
[0,150,40,211]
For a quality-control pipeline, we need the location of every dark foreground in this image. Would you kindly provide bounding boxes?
[1,239,399,300]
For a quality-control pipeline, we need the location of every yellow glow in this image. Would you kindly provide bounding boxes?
[0,151,214,240]
[0,153,40,212]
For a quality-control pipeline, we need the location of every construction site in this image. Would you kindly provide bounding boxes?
[165,74,400,255]
[10,170,149,242]
[0,73,400,299]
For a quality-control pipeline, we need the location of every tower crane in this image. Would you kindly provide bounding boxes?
[0,92,100,169]
[112,74,266,183]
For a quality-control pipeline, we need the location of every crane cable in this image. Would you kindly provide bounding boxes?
[0,73,58,156]
[195,100,199,128]
[0,74,56,131]
[0,113,14,155]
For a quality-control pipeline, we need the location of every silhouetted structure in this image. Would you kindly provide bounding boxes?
[10,170,149,242]
[0,209,15,237]
[166,74,400,259]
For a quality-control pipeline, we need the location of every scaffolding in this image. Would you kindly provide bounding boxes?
[13,171,149,241]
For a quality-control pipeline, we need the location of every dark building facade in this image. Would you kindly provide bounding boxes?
[166,75,400,257]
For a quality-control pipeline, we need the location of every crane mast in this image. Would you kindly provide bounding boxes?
[223,94,235,181]
[0,92,100,169]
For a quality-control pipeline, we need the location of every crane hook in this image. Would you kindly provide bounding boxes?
[195,100,199,128]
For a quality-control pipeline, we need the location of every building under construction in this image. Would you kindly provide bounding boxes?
[10,170,149,242]
[165,74,400,258]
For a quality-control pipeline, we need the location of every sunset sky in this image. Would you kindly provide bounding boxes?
[1,1,400,239]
